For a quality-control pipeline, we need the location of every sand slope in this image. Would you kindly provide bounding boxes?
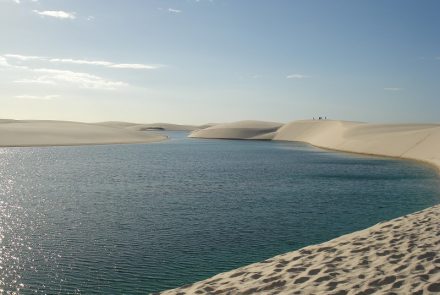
[161,205,440,294]
[274,120,440,169]
[189,120,283,140]
[0,120,166,147]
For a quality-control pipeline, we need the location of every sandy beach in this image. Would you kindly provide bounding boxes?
[161,205,440,294]
[161,119,440,294]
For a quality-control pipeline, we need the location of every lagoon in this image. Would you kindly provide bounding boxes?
[0,132,439,294]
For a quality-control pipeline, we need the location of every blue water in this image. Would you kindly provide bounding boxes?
[0,132,439,294]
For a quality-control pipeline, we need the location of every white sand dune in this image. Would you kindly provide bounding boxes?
[189,120,283,140]
[0,120,166,147]
[274,120,440,170]
[162,119,440,294]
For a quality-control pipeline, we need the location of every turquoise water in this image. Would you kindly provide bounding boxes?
[0,132,439,294]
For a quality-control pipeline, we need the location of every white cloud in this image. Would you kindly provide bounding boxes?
[168,8,182,13]
[384,87,403,91]
[49,58,113,66]
[14,78,57,85]
[286,74,310,79]
[3,54,163,70]
[2,54,162,90]
[33,10,76,20]
[4,54,44,61]
[110,63,161,69]
[13,0,21,4]
[14,69,127,90]
[32,68,128,90]
[87,16,95,21]
[15,95,59,100]
[0,56,9,67]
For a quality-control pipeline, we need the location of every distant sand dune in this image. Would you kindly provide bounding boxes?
[95,121,199,131]
[0,120,166,147]
[189,120,283,140]
[127,123,199,132]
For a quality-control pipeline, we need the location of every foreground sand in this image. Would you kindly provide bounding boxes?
[162,120,440,294]
[161,205,440,294]
[0,120,167,147]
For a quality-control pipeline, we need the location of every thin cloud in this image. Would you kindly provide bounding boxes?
[0,56,9,67]
[109,63,162,69]
[33,10,76,20]
[286,74,310,79]
[2,54,161,90]
[50,58,113,66]
[384,87,403,91]
[9,66,128,90]
[168,8,182,13]
[3,54,163,70]
[15,95,59,100]
[31,68,128,90]
[5,54,44,61]
[14,78,57,85]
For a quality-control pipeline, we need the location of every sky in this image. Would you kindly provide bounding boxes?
[0,0,439,124]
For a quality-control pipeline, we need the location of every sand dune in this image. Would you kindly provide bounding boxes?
[0,120,166,147]
[162,119,440,294]
[127,123,199,132]
[189,120,283,140]
[161,205,440,294]
[274,120,440,169]
[95,121,199,131]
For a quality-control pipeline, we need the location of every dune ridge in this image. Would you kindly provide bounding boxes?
[162,119,440,294]
[189,120,283,140]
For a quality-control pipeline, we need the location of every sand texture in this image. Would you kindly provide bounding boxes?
[189,120,283,140]
[161,205,440,294]
[0,120,166,147]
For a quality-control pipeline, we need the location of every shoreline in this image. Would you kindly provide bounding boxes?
[161,120,440,294]
[0,137,169,148]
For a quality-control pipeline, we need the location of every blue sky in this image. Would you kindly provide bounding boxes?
[0,0,439,124]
